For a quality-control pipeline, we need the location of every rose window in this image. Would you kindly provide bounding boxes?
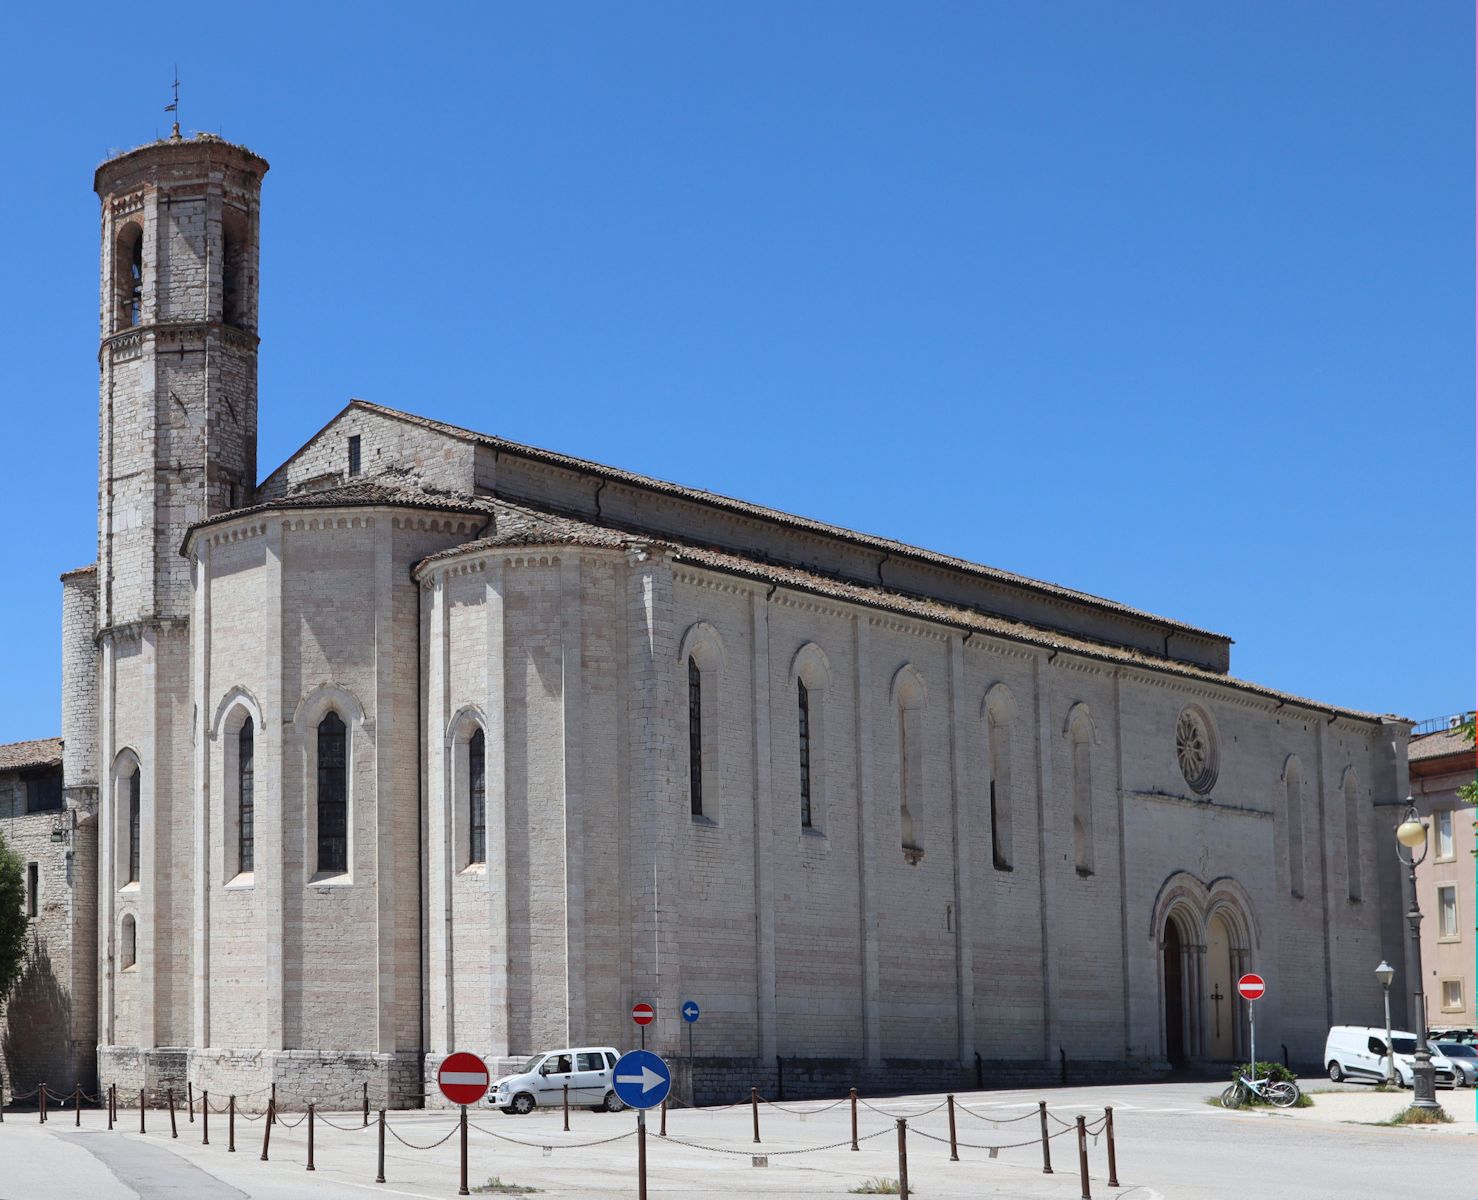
[1176,706,1218,794]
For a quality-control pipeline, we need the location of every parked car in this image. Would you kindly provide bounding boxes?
[1434,1042,1478,1086]
[486,1046,625,1114]
[1324,1026,1457,1088]
[1431,1027,1478,1046]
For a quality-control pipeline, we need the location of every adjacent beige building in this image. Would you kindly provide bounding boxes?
[3,130,1424,1106]
[1408,719,1475,1032]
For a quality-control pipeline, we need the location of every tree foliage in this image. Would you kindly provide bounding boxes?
[0,829,29,1004]
[1458,718,1477,809]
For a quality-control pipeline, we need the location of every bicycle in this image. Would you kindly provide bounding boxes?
[1219,1072,1300,1109]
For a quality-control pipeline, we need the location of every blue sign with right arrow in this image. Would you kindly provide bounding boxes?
[612,1049,671,1111]
[681,999,700,1023]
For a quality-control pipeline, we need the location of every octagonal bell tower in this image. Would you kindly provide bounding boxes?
[95,132,268,626]
[93,133,268,1083]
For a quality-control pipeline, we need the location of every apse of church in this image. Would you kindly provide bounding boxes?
[62,132,1413,1107]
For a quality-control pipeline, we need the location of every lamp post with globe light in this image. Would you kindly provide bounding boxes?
[1374,960,1395,1085]
[1395,802,1441,1110]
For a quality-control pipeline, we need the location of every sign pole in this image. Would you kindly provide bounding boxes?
[637,1109,648,1200]
[1249,999,1256,1079]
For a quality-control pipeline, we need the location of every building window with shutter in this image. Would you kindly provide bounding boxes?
[688,656,704,818]
[798,680,813,828]
[26,863,38,917]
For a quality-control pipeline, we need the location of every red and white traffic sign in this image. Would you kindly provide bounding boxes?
[437,1051,490,1105]
[1237,973,1267,1001]
[631,1002,655,1026]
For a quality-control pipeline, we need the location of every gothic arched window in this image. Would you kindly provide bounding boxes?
[1343,770,1362,901]
[222,209,248,328]
[238,715,255,874]
[987,696,1015,872]
[127,767,141,884]
[317,712,348,874]
[116,223,143,330]
[798,680,813,829]
[468,728,487,865]
[1070,714,1094,877]
[121,913,137,970]
[688,656,704,817]
[1285,760,1305,898]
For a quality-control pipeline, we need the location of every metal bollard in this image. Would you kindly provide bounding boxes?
[1038,1101,1052,1174]
[39,1081,46,1124]
[188,1081,194,1123]
[307,1102,316,1171]
[260,1099,273,1160]
[659,1096,667,1137]
[1076,1114,1091,1200]
[1105,1106,1119,1187]
[564,1082,570,1132]
[363,1081,369,1128]
[228,1096,236,1152]
[74,1084,81,1126]
[139,1089,146,1134]
[0,1074,5,1121]
[168,1088,177,1138]
[106,1083,112,1130]
[202,1090,209,1145]
[947,1093,958,1162]
[458,1104,469,1196]
[850,1087,858,1151]
[269,1082,277,1125]
[896,1118,910,1200]
[751,1086,760,1144]
[376,1110,386,1183]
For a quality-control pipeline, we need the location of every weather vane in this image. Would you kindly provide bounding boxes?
[165,67,180,139]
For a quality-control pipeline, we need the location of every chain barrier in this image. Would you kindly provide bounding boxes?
[858,1097,950,1118]
[384,1118,462,1151]
[468,1120,637,1150]
[757,1094,850,1115]
[315,1111,378,1133]
[955,1103,1038,1124]
[662,1125,894,1157]
[273,1110,308,1130]
[910,1121,1080,1154]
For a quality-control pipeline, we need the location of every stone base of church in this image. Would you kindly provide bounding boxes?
[98,1046,424,1111]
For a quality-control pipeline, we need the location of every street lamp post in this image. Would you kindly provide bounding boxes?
[1394,801,1440,1111]
[1374,960,1395,1085]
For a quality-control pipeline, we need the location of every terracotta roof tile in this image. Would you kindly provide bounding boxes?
[0,738,63,773]
[1410,725,1475,763]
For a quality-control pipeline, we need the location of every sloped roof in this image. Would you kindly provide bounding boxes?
[416,500,1393,724]
[346,400,1227,644]
[0,738,63,773]
[1410,725,1475,764]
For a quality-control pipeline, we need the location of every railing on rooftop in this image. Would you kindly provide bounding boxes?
[1411,712,1475,737]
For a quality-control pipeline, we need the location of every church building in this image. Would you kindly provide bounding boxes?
[18,131,1419,1106]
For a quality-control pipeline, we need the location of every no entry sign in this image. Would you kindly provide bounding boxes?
[1237,973,1267,1001]
[437,1051,490,1105]
[631,1002,655,1026]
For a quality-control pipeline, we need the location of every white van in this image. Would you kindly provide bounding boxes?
[1324,1026,1457,1088]
[487,1046,624,1114]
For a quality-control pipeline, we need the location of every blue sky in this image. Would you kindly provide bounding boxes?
[0,1,1470,742]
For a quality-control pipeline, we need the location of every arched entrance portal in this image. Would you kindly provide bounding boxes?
[1152,874,1258,1066]
[1162,918,1187,1066]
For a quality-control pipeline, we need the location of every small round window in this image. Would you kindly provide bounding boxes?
[1176,706,1218,794]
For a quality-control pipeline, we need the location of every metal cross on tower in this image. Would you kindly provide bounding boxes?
[165,68,181,139]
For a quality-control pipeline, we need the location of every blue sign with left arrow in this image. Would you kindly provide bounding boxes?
[681,999,700,1023]
[612,1049,671,1110]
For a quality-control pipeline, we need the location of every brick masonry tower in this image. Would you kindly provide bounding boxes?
[93,134,267,1084]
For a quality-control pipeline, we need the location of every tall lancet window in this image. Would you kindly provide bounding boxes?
[238,716,255,874]
[468,728,487,865]
[1070,716,1094,877]
[798,680,813,828]
[1343,771,1362,901]
[127,768,141,884]
[688,656,704,817]
[317,712,348,874]
[899,703,923,856]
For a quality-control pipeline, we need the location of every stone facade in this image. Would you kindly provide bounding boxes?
[0,739,97,1099]
[1,132,1418,1111]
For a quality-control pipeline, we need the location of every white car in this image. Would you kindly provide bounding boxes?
[487,1046,625,1114]
[1434,1041,1478,1087]
[1324,1026,1457,1088]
